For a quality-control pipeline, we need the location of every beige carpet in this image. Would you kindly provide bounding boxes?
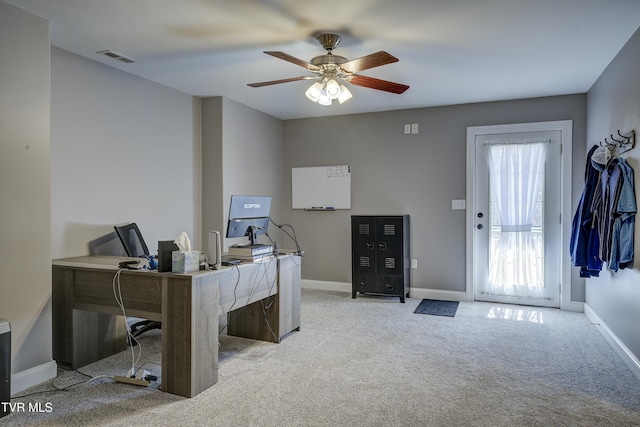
[5,289,640,426]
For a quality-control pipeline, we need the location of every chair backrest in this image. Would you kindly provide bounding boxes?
[114,223,149,257]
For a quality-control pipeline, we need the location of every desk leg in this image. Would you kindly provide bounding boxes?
[228,255,301,343]
[228,297,280,343]
[162,275,219,397]
[52,267,127,368]
[52,267,75,366]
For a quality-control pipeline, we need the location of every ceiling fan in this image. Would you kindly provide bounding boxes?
[247,33,409,105]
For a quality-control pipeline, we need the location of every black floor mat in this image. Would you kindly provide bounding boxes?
[414,299,459,317]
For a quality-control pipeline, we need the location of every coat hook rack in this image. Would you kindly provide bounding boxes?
[598,129,635,156]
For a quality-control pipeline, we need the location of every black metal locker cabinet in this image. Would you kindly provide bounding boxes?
[351,215,410,302]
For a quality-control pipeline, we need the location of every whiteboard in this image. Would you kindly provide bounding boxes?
[292,165,351,209]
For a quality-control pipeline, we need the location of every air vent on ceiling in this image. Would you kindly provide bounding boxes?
[96,50,138,64]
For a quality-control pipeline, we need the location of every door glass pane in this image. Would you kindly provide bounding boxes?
[486,142,546,297]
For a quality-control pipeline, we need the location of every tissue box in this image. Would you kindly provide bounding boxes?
[172,251,200,273]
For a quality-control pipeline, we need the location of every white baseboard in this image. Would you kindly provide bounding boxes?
[409,288,469,302]
[301,280,469,302]
[584,304,640,381]
[302,279,350,293]
[561,299,584,313]
[11,360,57,395]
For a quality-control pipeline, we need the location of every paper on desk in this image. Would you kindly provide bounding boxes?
[174,231,192,252]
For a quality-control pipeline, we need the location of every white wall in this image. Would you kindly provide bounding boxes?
[51,47,201,258]
[585,26,640,366]
[0,1,54,392]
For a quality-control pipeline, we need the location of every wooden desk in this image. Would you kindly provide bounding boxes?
[52,254,300,397]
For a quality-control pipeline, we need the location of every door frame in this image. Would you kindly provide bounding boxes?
[465,120,580,311]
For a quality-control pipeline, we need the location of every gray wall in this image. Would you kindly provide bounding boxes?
[585,27,640,361]
[202,97,225,249]
[201,97,284,251]
[0,1,54,390]
[282,95,587,299]
[51,47,201,258]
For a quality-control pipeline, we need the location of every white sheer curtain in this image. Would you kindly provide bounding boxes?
[486,142,546,297]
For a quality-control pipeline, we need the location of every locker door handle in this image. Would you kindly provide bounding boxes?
[366,243,374,250]
[378,242,387,251]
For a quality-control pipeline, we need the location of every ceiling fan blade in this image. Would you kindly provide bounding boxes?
[340,51,399,73]
[247,76,317,87]
[264,51,320,71]
[348,75,409,94]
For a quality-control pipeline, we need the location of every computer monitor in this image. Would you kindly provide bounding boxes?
[226,195,271,246]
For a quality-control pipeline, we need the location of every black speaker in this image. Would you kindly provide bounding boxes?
[158,241,179,272]
[0,318,10,418]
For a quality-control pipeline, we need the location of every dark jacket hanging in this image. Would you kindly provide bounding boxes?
[570,145,602,277]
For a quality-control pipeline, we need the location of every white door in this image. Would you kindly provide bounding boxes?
[472,130,562,307]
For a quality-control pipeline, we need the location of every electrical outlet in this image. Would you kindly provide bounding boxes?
[411,123,419,134]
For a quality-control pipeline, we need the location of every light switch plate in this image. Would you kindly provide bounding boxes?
[451,199,466,210]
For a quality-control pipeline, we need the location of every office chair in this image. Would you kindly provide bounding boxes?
[114,222,149,258]
[113,223,161,344]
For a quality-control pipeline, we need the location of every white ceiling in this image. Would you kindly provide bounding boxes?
[6,0,640,120]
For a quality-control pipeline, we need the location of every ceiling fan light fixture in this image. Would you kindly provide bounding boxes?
[248,32,409,105]
[305,81,323,102]
[337,84,353,104]
[325,78,341,99]
[317,92,332,106]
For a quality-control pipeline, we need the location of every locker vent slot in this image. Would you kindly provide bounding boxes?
[359,257,370,268]
[383,224,396,236]
[359,223,370,235]
[384,258,396,269]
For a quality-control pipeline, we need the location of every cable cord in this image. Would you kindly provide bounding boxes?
[247,258,278,339]
[269,217,302,255]
[244,256,276,306]
[260,299,279,341]
[219,264,241,335]
[262,257,279,309]
[14,368,115,398]
[52,373,113,392]
[112,269,143,375]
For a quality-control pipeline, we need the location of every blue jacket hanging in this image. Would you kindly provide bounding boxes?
[608,158,636,271]
[570,145,602,277]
